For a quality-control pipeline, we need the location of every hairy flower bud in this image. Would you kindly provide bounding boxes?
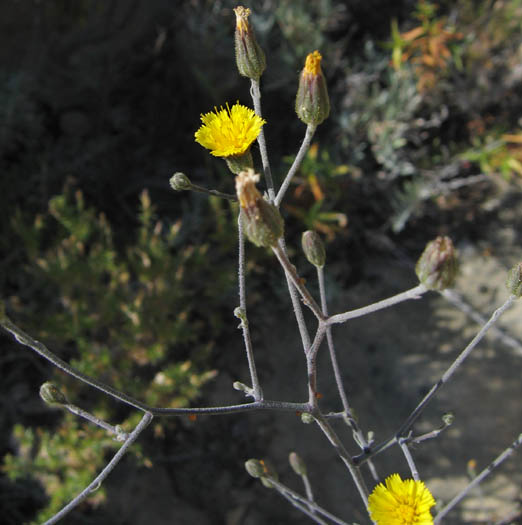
[295,51,330,126]
[245,458,265,478]
[302,230,326,267]
[170,172,192,191]
[506,262,522,298]
[40,382,68,406]
[236,170,284,247]
[289,452,307,476]
[415,236,458,291]
[234,6,266,80]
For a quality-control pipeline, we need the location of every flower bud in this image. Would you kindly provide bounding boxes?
[300,412,314,424]
[245,458,265,478]
[236,169,284,247]
[295,51,330,126]
[170,172,192,191]
[259,459,278,489]
[289,452,307,476]
[415,236,458,291]
[302,230,326,267]
[40,382,68,406]
[506,262,522,298]
[234,6,266,80]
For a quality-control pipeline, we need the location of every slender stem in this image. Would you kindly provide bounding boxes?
[190,183,237,202]
[272,244,325,321]
[65,404,129,441]
[434,433,522,523]
[355,295,516,466]
[301,473,316,515]
[395,295,515,437]
[327,284,427,326]
[275,124,316,207]
[317,267,378,480]
[250,79,275,202]
[238,215,263,400]
[44,411,153,525]
[398,438,419,481]
[267,477,351,525]
[306,325,327,406]
[1,315,311,416]
[313,414,370,512]
[441,289,522,356]
[278,237,312,354]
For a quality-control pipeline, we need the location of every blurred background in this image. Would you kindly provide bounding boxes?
[1,0,521,523]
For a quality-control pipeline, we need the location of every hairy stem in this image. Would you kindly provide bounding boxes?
[274,123,316,207]
[44,411,153,525]
[238,215,263,400]
[434,432,522,523]
[250,79,275,202]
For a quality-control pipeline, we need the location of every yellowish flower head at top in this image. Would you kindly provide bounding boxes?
[194,103,266,158]
[234,6,251,34]
[368,474,436,525]
[304,50,323,76]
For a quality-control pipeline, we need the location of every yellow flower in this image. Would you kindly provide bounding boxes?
[194,103,266,158]
[368,474,436,525]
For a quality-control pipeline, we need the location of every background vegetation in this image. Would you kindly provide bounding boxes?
[1,0,521,523]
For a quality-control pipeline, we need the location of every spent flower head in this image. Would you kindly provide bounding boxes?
[415,236,458,291]
[368,474,436,525]
[194,103,265,170]
[236,169,284,247]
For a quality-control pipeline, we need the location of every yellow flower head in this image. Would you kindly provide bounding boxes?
[194,103,266,158]
[368,474,436,525]
[304,50,323,76]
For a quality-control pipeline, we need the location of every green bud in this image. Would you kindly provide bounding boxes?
[236,170,284,247]
[442,412,455,426]
[245,458,265,478]
[300,412,314,424]
[39,382,68,406]
[170,172,192,191]
[259,459,278,489]
[506,262,522,298]
[295,51,330,126]
[415,236,458,291]
[302,230,326,267]
[289,452,307,476]
[234,6,266,81]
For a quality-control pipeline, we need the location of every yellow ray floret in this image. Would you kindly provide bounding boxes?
[194,103,266,158]
[368,474,436,525]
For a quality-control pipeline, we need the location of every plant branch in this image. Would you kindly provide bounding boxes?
[327,284,427,326]
[44,411,153,525]
[250,79,275,202]
[190,182,237,201]
[0,316,309,416]
[237,215,263,400]
[274,123,316,207]
[434,432,522,523]
[272,244,325,321]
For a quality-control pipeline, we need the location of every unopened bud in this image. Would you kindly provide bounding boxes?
[259,459,278,489]
[234,6,266,80]
[170,172,192,191]
[300,412,314,424]
[442,412,455,426]
[295,51,330,126]
[236,170,284,247]
[40,382,68,406]
[245,458,265,478]
[302,230,326,267]
[415,236,458,291]
[506,262,522,298]
[289,452,307,476]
